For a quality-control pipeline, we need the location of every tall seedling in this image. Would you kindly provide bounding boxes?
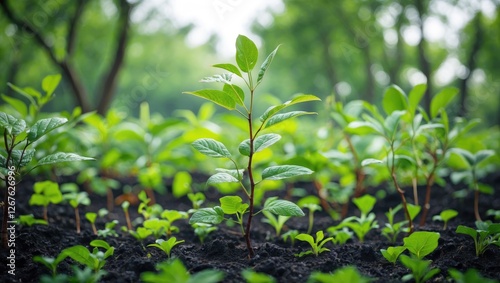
[0,75,94,247]
[184,35,320,257]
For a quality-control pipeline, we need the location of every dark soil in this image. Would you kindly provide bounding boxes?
[1,174,500,283]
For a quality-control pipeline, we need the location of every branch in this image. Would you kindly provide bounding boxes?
[67,0,86,57]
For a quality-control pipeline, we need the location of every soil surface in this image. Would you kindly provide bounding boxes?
[1,174,500,283]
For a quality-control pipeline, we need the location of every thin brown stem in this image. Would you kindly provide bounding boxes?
[244,110,256,258]
[419,173,434,226]
[75,207,81,234]
[474,186,482,222]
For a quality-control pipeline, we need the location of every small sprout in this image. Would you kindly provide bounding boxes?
[298,195,322,235]
[432,209,458,230]
[97,220,119,237]
[122,201,132,231]
[61,239,114,273]
[188,192,206,212]
[241,269,276,283]
[340,195,379,242]
[448,268,499,283]
[261,210,290,237]
[160,210,189,237]
[308,266,372,283]
[295,230,333,257]
[147,237,185,259]
[403,231,440,260]
[29,181,63,222]
[399,255,440,283]
[192,223,217,244]
[326,225,353,245]
[17,214,47,227]
[141,258,224,283]
[143,218,170,239]
[486,209,500,221]
[281,230,299,247]
[33,253,68,277]
[62,183,91,234]
[130,227,153,250]
[85,212,98,235]
[456,221,500,257]
[380,246,407,264]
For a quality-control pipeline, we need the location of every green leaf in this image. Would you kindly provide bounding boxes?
[384,110,406,137]
[27,117,68,142]
[352,195,376,216]
[206,173,239,185]
[183,89,236,110]
[438,209,458,222]
[235,34,258,73]
[361,158,383,166]
[189,207,224,224]
[408,84,426,117]
[37,152,95,166]
[11,149,35,167]
[260,94,321,122]
[345,121,381,135]
[192,138,231,158]
[200,74,232,84]
[172,171,192,198]
[62,245,95,269]
[220,196,244,215]
[430,87,458,118]
[0,112,26,135]
[1,95,28,117]
[261,165,313,181]
[41,74,62,96]
[213,63,243,78]
[7,83,38,106]
[382,85,408,115]
[403,231,440,259]
[263,197,304,217]
[475,150,495,165]
[239,133,281,156]
[257,45,280,84]
[381,246,407,264]
[264,111,316,128]
[295,233,314,246]
[223,84,245,106]
[90,239,112,251]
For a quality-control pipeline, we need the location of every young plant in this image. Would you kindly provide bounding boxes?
[261,210,290,237]
[432,209,458,230]
[456,221,500,257]
[308,266,372,283]
[382,204,421,243]
[340,194,379,242]
[449,148,495,221]
[448,268,499,283]
[185,34,318,257]
[188,192,206,213]
[298,196,322,235]
[17,214,47,227]
[0,74,94,247]
[33,252,68,278]
[29,180,63,222]
[86,212,98,235]
[137,190,163,220]
[295,230,333,257]
[62,183,91,233]
[141,258,224,283]
[160,209,189,237]
[97,220,119,238]
[122,200,133,230]
[143,218,170,239]
[242,269,277,283]
[192,223,217,244]
[326,225,353,245]
[147,237,185,259]
[487,209,500,221]
[381,246,407,264]
[399,254,440,283]
[129,227,153,250]
[62,239,114,273]
[282,229,299,247]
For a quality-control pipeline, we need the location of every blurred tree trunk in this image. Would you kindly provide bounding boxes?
[415,0,432,113]
[96,0,132,115]
[387,9,405,86]
[458,13,483,117]
[319,31,338,96]
[0,0,132,115]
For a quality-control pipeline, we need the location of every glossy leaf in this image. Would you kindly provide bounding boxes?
[0,112,26,135]
[257,45,280,84]
[403,231,440,259]
[383,85,408,115]
[381,246,407,264]
[42,74,62,95]
[235,34,258,72]
[1,95,28,117]
[261,165,313,180]
[260,94,321,122]
[200,74,232,84]
[189,207,224,224]
[207,172,239,186]
[11,149,35,167]
[213,63,243,78]
[27,117,68,142]
[263,197,305,216]
[239,133,281,156]
[220,196,244,215]
[223,84,245,106]
[361,158,383,166]
[408,84,426,117]
[183,89,236,110]
[430,87,458,119]
[192,138,231,158]
[264,111,316,128]
[37,152,94,166]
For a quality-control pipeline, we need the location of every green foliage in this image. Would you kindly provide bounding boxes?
[381,246,407,265]
[29,180,63,222]
[326,225,353,245]
[62,240,114,273]
[403,231,440,260]
[456,221,500,256]
[307,266,372,283]
[141,258,224,283]
[295,230,333,257]
[147,237,185,259]
[432,209,458,230]
[192,223,217,244]
[261,210,290,237]
[399,254,441,283]
[184,34,317,257]
[281,229,299,247]
[17,214,48,227]
[298,196,322,234]
[448,268,499,283]
[241,269,277,283]
[97,220,119,238]
[340,195,379,242]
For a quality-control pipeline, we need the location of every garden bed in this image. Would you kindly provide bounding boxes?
[1,173,499,283]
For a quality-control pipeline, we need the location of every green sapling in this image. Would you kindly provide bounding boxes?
[148,237,184,259]
[432,209,458,230]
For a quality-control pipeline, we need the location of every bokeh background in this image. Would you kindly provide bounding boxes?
[1,0,499,127]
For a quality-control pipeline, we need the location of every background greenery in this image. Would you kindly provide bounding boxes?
[1,0,499,127]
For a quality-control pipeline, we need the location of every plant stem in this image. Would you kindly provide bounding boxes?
[75,206,81,234]
[124,210,132,230]
[390,144,413,234]
[244,88,256,258]
[474,185,482,222]
[419,173,434,226]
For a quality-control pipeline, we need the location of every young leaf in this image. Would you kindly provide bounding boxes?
[261,165,313,181]
[223,84,245,106]
[61,245,95,269]
[220,196,244,215]
[183,89,236,110]
[192,138,231,158]
[235,34,258,73]
[382,85,408,115]
[263,198,305,217]
[430,87,458,119]
[408,84,426,117]
[27,117,68,142]
[1,95,28,117]
[238,133,281,156]
[264,111,317,128]
[42,74,62,96]
[213,63,243,78]
[200,74,232,84]
[259,94,321,122]
[206,173,239,185]
[37,152,94,166]
[257,45,280,84]
[11,149,35,167]
[0,112,26,135]
[352,195,376,216]
[403,231,440,259]
[189,207,224,224]
[361,158,383,166]
[381,246,407,264]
